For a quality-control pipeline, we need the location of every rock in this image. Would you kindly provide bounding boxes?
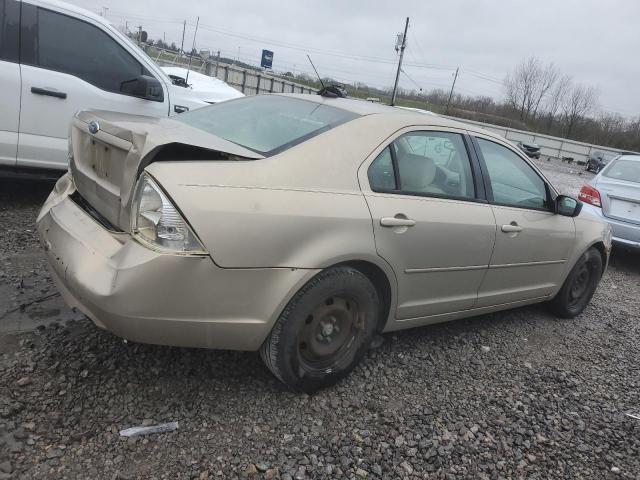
[265,468,279,479]
[399,461,413,474]
[355,467,368,477]
[294,466,306,480]
[245,464,258,476]
[0,462,12,474]
[46,448,63,459]
[255,462,269,472]
[16,376,32,387]
[481,346,490,353]
[395,435,405,447]
[611,466,621,474]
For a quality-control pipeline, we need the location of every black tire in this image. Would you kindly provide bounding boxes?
[260,266,379,392]
[585,161,591,172]
[549,247,603,318]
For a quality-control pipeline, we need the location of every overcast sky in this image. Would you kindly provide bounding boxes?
[70,0,640,117]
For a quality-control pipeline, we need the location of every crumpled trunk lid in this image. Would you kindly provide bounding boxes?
[70,110,263,231]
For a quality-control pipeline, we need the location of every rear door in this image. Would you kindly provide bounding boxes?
[361,128,496,320]
[0,0,20,167]
[17,3,169,170]
[472,135,575,307]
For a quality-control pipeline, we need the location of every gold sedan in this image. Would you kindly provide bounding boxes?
[37,94,611,391]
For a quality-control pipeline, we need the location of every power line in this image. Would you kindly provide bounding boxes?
[400,68,422,90]
[107,10,461,71]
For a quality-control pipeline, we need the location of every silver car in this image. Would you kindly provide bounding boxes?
[579,155,640,248]
[37,94,611,391]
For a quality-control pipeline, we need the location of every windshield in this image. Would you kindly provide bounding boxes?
[603,158,640,184]
[175,95,359,155]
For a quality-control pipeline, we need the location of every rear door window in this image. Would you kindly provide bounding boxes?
[0,0,19,62]
[368,131,476,200]
[20,6,152,95]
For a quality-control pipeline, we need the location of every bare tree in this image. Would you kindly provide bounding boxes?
[543,75,572,130]
[532,62,559,118]
[561,84,598,138]
[504,57,559,122]
[597,112,626,144]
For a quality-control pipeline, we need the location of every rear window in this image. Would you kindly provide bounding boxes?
[603,159,640,184]
[175,95,359,155]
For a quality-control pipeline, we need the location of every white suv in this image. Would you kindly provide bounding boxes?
[0,0,224,173]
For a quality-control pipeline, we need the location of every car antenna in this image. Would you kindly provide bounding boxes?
[307,54,326,90]
[185,16,199,86]
[307,54,346,98]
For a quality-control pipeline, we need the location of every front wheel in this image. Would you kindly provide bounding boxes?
[549,247,603,318]
[260,266,379,392]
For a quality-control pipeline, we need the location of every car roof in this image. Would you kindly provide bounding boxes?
[276,93,496,137]
[27,0,110,25]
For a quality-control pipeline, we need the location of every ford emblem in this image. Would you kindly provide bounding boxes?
[88,121,100,134]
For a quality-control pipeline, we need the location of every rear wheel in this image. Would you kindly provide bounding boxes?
[260,266,379,392]
[549,247,603,318]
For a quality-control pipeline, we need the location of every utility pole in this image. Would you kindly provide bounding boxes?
[391,17,409,107]
[215,50,221,77]
[446,67,459,114]
[180,20,186,56]
[137,25,142,44]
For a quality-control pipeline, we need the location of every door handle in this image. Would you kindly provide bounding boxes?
[31,87,67,99]
[501,223,523,233]
[381,217,416,227]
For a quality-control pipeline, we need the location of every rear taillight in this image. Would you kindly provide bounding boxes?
[578,185,602,207]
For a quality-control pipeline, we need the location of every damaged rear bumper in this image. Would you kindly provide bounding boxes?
[36,175,318,350]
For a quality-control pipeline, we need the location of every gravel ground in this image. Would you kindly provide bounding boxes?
[1,162,640,480]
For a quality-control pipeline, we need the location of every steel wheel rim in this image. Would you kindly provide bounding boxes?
[297,295,365,375]
[568,263,592,307]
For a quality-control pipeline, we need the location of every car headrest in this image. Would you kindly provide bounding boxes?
[398,153,436,191]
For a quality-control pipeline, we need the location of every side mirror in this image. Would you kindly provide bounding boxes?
[120,75,164,102]
[556,195,583,217]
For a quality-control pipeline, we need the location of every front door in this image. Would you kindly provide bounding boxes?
[17,4,169,170]
[362,129,496,320]
[472,136,576,307]
[0,0,20,167]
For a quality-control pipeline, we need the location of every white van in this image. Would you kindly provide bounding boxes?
[0,0,222,173]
